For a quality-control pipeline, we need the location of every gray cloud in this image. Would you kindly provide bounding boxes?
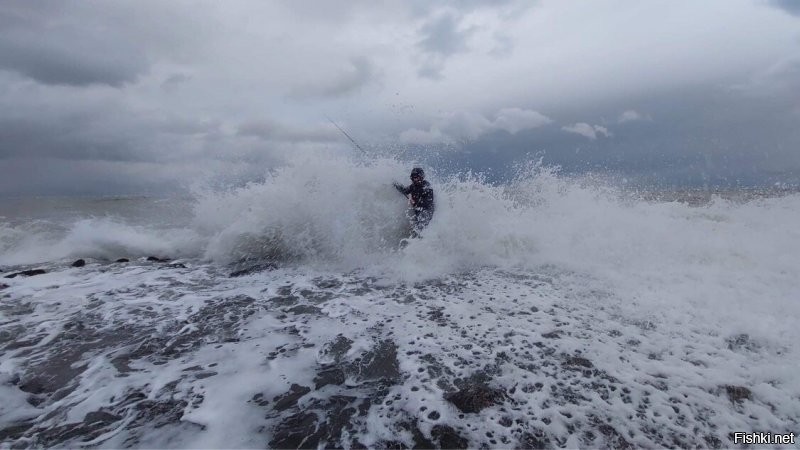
[238,119,339,143]
[0,158,182,196]
[489,32,514,57]
[422,83,800,187]
[291,57,378,99]
[0,115,190,163]
[0,85,224,165]
[562,123,612,140]
[768,0,800,16]
[407,0,518,18]
[415,60,445,80]
[0,4,150,87]
[0,34,148,87]
[161,73,192,90]
[411,1,531,78]
[733,56,800,101]
[418,13,473,57]
[617,110,650,123]
[1,1,799,195]
[400,108,552,144]
[416,12,477,79]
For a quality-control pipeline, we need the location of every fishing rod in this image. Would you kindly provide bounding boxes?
[325,115,367,155]
[326,115,412,204]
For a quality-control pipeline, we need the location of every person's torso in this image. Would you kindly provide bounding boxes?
[410,182,434,210]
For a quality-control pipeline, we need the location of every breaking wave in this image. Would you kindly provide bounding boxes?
[2,152,800,290]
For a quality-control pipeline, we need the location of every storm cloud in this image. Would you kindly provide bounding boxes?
[238,119,339,143]
[400,108,552,144]
[290,57,379,99]
[1,0,799,195]
[769,0,800,16]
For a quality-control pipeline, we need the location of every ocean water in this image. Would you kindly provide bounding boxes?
[1,155,798,448]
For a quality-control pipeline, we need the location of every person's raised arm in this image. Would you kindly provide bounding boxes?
[393,182,410,196]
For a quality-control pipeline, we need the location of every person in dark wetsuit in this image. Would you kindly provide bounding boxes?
[393,167,435,237]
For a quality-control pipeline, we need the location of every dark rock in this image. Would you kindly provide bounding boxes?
[313,340,400,390]
[395,421,435,449]
[319,335,353,363]
[355,340,401,383]
[146,256,169,262]
[251,393,269,407]
[22,421,105,447]
[445,382,504,413]
[427,410,440,420]
[427,307,449,326]
[704,434,723,449]
[0,283,8,290]
[286,305,322,315]
[27,395,44,407]
[563,356,593,369]
[71,259,86,267]
[724,385,752,403]
[36,357,87,394]
[421,353,456,383]
[148,294,256,358]
[431,424,468,449]
[120,391,147,406]
[168,263,187,269]
[268,395,365,449]
[269,294,300,308]
[277,285,293,296]
[83,410,121,424]
[598,423,632,449]
[273,384,312,411]
[314,367,346,389]
[313,278,342,289]
[519,430,551,449]
[726,333,759,352]
[115,258,130,263]
[299,289,336,303]
[19,374,59,395]
[229,262,277,277]
[0,302,35,316]
[4,337,44,351]
[268,412,323,449]
[19,397,158,447]
[0,421,35,441]
[131,397,188,428]
[542,330,563,339]
[5,269,47,279]
[110,356,134,374]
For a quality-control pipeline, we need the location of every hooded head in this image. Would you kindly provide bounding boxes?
[410,167,425,185]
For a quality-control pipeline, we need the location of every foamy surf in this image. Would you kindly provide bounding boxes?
[1,155,798,448]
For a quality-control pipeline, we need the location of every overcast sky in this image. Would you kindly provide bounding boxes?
[1,0,799,195]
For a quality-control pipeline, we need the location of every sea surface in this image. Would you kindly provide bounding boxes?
[1,157,799,448]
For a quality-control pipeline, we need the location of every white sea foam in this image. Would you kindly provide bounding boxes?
[3,154,799,284]
[1,154,799,447]
[3,154,798,348]
[1,263,797,448]
[0,218,200,266]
